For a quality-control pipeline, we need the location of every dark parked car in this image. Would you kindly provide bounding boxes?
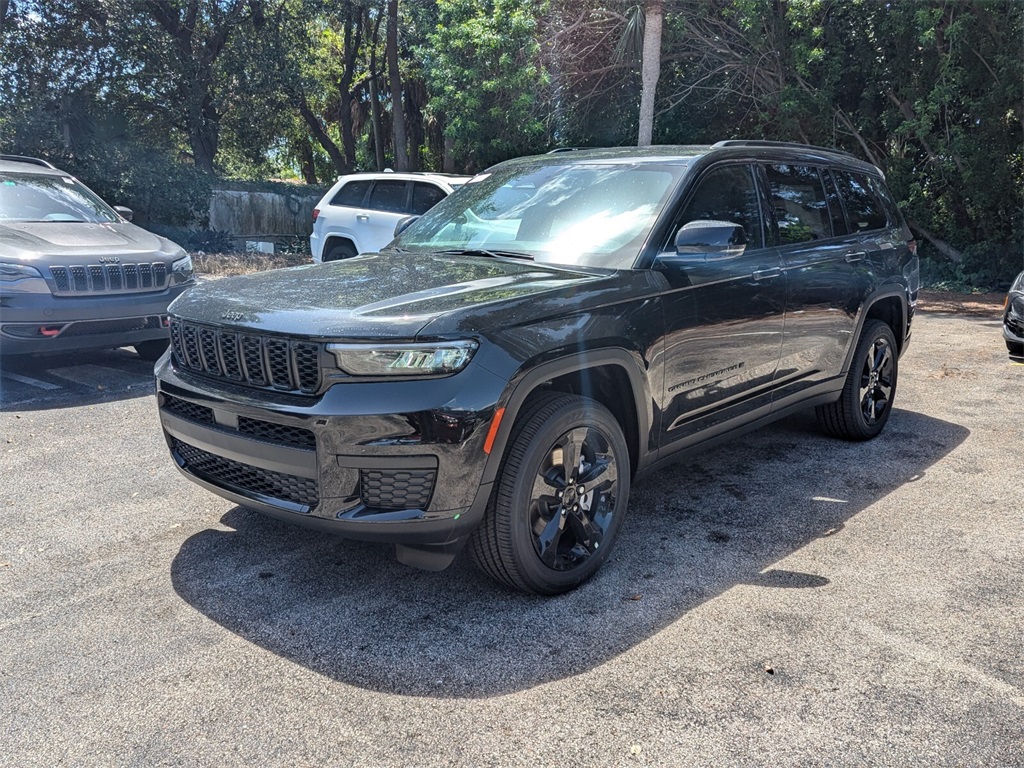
[1004,270,1024,362]
[155,141,919,594]
[0,155,195,359]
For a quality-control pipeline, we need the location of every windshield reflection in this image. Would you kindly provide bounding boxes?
[0,173,120,224]
[394,163,683,268]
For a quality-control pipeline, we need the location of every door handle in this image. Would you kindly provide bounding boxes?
[752,267,781,281]
[845,251,867,263]
[356,214,369,222]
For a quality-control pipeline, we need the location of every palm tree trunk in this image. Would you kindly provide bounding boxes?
[386,0,409,170]
[638,1,663,146]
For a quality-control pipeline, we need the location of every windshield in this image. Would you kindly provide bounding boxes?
[393,162,684,268]
[0,172,120,223]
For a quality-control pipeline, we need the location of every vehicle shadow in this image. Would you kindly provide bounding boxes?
[0,347,156,411]
[170,408,968,699]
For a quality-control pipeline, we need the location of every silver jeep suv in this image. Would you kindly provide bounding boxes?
[0,156,195,360]
[310,171,470,262]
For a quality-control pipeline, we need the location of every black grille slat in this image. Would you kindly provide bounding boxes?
[162,394,215,424]
[237,417,316,451]
[241,336,267,386]
[51,267,70,291]
[199,328,220,373]
[70,266,88,291]
[218,332,243,380]
[266,338,292,389]
[106,264,123,290]
[173,438,318,507]
[123,264,138,289]
[139,264,153,289]
[152,263,167,287]
[360,469,436,510]
[294,343,320,393]
[88,265,106,291]
[169,319,322,395]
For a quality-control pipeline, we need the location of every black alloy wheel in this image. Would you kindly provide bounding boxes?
[470,392,630,595]
[816,319,899,440]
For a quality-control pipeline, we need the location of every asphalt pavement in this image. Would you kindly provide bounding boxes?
[1,309,1021,766]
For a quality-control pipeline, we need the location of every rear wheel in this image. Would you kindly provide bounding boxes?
[816,319,898,440]
[323,241,357,262]
[470,392,630,595]
[134,339,169,362]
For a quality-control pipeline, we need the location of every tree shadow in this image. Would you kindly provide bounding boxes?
[170,408,967,698]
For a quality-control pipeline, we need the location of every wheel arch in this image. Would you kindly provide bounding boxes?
[842,287,908,375]
[322,234,359,260]
[480,350,651,486]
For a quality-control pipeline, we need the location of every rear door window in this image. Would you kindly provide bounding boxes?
[833,170,888,232]
[411,182,447,215]
[764,164,832,244]
[369,181,409,214]
[330,180,371,208]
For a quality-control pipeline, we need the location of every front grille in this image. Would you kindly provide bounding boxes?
[49,262,171,295]
[60,315,163,337]
[170,318,322,395]
[237,417,316,450]
[172,438,319,507]
[360,468,436,510]
[162,394,215,424]
[161,394,315,450]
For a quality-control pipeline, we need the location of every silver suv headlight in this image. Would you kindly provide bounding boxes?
[0,263,50,294]
[326,340,478,376]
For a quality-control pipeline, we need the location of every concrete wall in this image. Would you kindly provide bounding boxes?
[208,186,326,239]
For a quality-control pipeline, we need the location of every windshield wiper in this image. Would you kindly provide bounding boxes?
[435,248,534,261]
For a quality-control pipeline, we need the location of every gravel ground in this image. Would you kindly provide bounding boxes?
[0,307,1021,767]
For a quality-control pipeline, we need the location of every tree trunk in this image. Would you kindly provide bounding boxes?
[299,138,317,185]
[298,99,350,174]
[638,1,663,146]
[386,0,409,170]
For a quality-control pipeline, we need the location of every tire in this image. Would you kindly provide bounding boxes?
[470,392,631,595]
[323,241,357,262]
[134,339,169,362]
[816,319,898,440]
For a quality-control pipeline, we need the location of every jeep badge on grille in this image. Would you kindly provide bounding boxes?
[220,311,246,321]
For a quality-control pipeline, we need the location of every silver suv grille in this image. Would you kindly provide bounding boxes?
[169,318,322,395]
[49,263,168,294]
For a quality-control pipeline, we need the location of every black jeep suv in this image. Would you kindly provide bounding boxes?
[155,142,918,594]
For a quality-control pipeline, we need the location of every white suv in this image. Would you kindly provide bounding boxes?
[310,172,470,262]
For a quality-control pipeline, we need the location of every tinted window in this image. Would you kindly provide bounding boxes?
[821,169,849,237]
[765,164,831,244]
[410,182,446,215]
[834,170,888,232]
[679,165,763,249]
[330,180,370,207]
[369,181,408,213]
[0,173,119,223]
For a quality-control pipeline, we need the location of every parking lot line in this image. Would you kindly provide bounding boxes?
[0,372,62,390]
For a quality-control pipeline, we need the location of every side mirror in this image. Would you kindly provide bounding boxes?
[674,220,746,257]
[113,206,134,222]
[394,215,419,238]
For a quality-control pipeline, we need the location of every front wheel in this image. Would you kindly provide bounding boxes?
[470,393,631,595]
[816,319,899,440]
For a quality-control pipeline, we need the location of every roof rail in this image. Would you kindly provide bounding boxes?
[546,147,584,153]
[711,140,860,161]
[0,154,58,169]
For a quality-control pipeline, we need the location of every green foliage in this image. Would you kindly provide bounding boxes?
[422,0,551,170]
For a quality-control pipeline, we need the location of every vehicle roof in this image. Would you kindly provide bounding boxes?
[0,157,69,176]
[494,141,881,175]
[335,171,472,184]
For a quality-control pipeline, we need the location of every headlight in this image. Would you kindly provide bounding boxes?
[327,340,478,376]
[0,263,43,281]
[171,254,193,274]
[0,263,50,294]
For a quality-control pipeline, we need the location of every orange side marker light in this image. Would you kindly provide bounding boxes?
[483,407,506,455]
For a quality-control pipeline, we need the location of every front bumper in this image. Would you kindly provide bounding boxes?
[0,281,192,354]
[155,355,508,568]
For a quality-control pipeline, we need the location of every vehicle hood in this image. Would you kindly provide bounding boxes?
[169,251,609,339]
[0,221,175,261]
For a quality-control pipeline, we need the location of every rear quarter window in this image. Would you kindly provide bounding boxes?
[330,180,371,207]
[833,170,889,232]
